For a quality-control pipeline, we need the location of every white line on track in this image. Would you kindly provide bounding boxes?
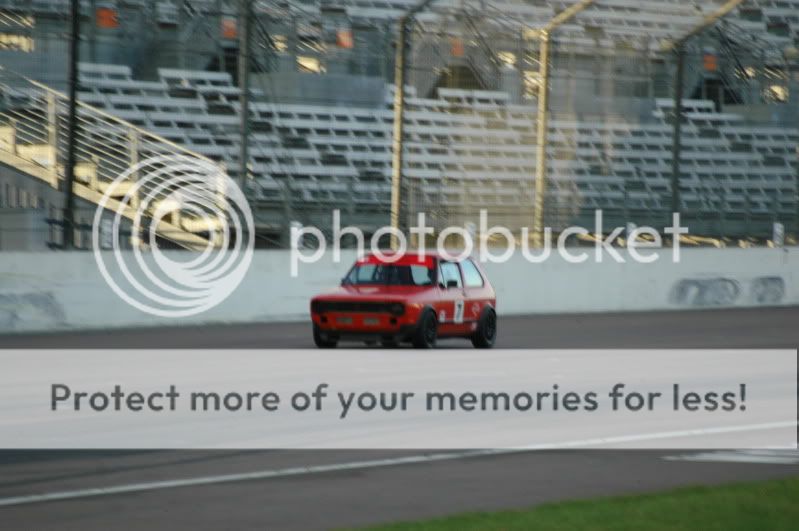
[0,420,795,508]
[664,449,799,465]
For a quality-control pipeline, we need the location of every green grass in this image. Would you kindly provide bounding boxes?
[359,476,799,531]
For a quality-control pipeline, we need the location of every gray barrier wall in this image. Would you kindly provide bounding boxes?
[0,248,796,333]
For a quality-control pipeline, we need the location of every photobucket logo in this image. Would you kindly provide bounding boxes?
[91,155,254,318]
[290,210,689,276]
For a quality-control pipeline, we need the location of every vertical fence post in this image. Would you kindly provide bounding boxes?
[530,0,596,247]
[532,31,550,249]
[127,128,139,209]
[670,43,685,224]
[46,92,58,188]
[718,179,726,241]
[389,0,435,251]
[661,0,746,235]
[62,0,80,249]
[389,15,409,250]
[237,0,251,196]
[214,161,227,248]
[127,129,142,249]
[280,181,295,248]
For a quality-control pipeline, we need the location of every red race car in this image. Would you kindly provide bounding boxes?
[310,252,497,349]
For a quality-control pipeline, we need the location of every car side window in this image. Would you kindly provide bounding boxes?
[460,258,484,288]
[409,265,435,286]
[349,264,376,283]
[439,261,463,289]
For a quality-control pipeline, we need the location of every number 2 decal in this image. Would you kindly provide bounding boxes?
[454,300,464,324]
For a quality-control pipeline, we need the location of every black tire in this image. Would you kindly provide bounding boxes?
[313,324,338,348]
[412,310,437,349]
[471,308,497,349]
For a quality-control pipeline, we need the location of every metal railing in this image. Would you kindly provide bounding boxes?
[0,65,222,250]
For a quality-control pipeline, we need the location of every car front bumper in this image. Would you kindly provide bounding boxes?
[312,311,418,341]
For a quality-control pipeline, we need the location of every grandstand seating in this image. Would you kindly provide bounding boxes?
[2,1,796,48]
[2,0,798,237]
[76,62,798,231]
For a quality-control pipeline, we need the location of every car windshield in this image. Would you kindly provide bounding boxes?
[345,263,435,286]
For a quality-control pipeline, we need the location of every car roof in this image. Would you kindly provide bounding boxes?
[356,252,456,267]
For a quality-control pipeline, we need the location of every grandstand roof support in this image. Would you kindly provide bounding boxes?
[532,0,595,248]
[667,0,749,47]
[670,43,686,222]
[63,0,81,249]
[390,0,436,250]
[663,0,746,226]
[238,0,252,196]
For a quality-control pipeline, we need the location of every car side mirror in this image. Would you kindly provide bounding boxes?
[446,280,459,289]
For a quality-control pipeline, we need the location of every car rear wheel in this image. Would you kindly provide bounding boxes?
[412,310,437,349]
[471,308,497,349]
[313,324,338,348]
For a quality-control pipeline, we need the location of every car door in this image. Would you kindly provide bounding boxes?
[436,260,467,336]
[459,258,492,329]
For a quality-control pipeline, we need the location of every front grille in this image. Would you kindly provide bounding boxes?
[314,301,390,313]
[313,301,403,315]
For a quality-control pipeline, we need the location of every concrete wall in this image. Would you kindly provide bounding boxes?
[0,247,796,333]
[481,247,797,315]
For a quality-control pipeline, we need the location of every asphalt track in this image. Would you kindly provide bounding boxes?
[0,307,797,530]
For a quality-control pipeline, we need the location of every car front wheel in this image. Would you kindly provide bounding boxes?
[313,324,338,348]
[412,310,437,349]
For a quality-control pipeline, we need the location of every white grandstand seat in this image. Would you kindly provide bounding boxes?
[74,58,797,223]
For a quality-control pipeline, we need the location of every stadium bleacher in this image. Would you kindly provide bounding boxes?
[75,61,798,232]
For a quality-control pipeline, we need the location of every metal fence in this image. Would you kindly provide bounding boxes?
[391,1,799,247]
[0,1,798,250]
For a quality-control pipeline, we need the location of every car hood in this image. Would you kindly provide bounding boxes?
[314,285,432,301]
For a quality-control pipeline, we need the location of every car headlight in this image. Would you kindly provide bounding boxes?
[389,303,405,316]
